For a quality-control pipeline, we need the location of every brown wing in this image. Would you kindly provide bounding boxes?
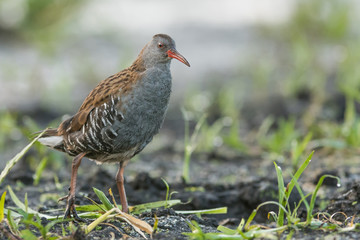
[57,59,145,136]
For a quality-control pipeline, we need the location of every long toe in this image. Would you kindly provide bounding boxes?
[71,207,85,222]
[63,196,85,222]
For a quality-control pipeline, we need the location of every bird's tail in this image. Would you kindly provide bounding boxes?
[37,128,64,150]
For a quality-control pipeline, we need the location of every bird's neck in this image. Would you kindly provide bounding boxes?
[130,55,170,72]
[129,57,146,73]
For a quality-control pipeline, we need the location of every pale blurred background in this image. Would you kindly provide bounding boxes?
[2,0,360,183]
[1,0,298,111]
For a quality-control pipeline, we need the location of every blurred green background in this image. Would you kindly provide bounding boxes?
[1,0,360,183]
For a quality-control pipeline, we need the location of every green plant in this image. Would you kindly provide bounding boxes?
[274,151,313,226]
[217,87,247,152]
[195,118,224,152]
[6,185,54,219]
[184,151,342,239]
[5,187,64,239]
[22,215,64,240]
[274,151,339,227]
[0,131,46,185]
[337,48,360,147]
[182,109,206,183]
[258,117,300,155]
[0,191,6,222]
[0,111,20,151]
[161,178,178,209]
[183,86,247,153]
[21,116,64,186]
[291,132,312,173]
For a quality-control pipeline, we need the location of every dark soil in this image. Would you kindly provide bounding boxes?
[2,99,360,239]
[2,148,360,240]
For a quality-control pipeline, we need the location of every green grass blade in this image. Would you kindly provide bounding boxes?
[286,230,295,240]
[45,218,68,233]
[33,157,48,186]
[249,226,288,238]
[161,177,170,207]
[84,196,109,212]
[237,218,245,231]
[274,162,286,226]
[245,201,290,230]
[24,193,28,213]
[76,204,107,212]
[86,208,118,234]
[306,174,340,224]
[92,188,113,211]
[182,108,191,183]
[7,186,26,211]
[7,185,53,219]
[131,199,182,214]
[182,109,207,183]
[217,225,238,235]
[0,130,46,185]
[6,207,29,218]
[175,207,227,215]
[7,210,19,234]
[0,191,6,221]
[287,151,314,198]
[291,173,310,214]
[22,219,43,229]
[190,114,207,146]
[275,151,314,226]
[20,229,38,240]
[245,209,258,230]
[291,132,312,170]
[256,200,290,229]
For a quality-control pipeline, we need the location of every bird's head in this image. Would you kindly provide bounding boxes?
[141,34,190,68]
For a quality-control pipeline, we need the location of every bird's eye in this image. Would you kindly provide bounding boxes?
[157,42,164,48]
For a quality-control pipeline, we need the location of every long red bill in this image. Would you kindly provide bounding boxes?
[167,49,190,67]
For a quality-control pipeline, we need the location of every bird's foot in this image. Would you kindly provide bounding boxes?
[59,194,85,222]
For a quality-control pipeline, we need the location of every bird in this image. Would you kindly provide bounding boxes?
[38,34,190,220]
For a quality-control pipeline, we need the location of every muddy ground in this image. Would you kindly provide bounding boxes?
[2,97,360,240]
[2,152,360,240]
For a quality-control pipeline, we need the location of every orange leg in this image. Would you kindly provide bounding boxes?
[116,161,129,213]
[62,152,86,221]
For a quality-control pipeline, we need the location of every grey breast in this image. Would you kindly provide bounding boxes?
[67,65,172,162]
[110,66,172,153]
